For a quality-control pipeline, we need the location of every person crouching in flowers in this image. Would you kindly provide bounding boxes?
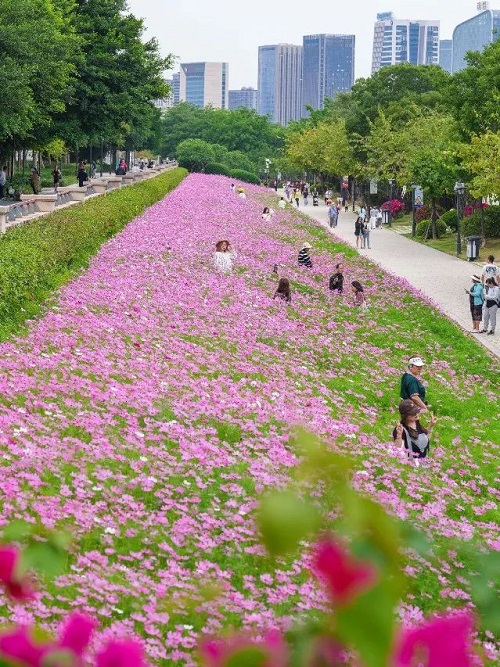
[393,399,437,463]
[213,240,236,273]
[351,281,366,308]
[298,242,313,268]
[273,278,291,303]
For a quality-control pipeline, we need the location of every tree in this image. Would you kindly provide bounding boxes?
[57,0,173,151]
[460,131,500,197]
[0,0,78,154]
[176,139,216,172]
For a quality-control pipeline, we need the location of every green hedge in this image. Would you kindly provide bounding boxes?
[463,206,500,238]
[416,218,447,239]
[229,169,260,185]
[439,209,459,232]
[204,162,231,176]
[0,167,187,337]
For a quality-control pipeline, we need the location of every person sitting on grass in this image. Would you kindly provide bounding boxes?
[351,280,366,307]
[273,278,292,303]
[329,263,344,293]
[393,399,437,465]
[298,242,313,268]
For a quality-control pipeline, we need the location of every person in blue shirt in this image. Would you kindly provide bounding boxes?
[465,274,484,332]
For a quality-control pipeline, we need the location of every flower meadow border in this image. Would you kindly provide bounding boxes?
[0,174,498,664]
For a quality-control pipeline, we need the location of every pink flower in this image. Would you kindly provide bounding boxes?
[312,537,378,605]
[394,611,475,667]
[0,546,34,600]
[59,613,97,659]
[96,640,145,667]
[199,629,287,667]
[0,628,48,666]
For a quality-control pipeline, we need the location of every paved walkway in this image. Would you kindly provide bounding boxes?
[299,200,499,360]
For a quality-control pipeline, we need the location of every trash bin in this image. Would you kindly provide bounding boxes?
[465,236,481,261]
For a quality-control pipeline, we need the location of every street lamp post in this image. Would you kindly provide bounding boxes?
[388,179,394,227]
[454,181,466,256]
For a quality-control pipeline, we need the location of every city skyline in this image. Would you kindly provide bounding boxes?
[128,0,487,89]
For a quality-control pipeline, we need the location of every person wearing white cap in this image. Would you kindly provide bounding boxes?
[298,242,313,268]
[400,357,428,410]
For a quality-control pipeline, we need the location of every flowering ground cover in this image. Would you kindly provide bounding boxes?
[0,173,498,664]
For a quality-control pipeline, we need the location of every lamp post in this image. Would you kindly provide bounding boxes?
[454,181,465,256]
[388,178,395,227]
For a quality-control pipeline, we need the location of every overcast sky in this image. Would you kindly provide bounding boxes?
[127,0,483,88]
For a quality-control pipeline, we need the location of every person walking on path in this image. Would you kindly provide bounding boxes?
[466,275,484,332]
[298,242,313,268]
[393,400,437,464]
[481,255,498,285]
[369,207,378,230]
[294,189,300,208]
[400,357,428,410]
[354,216,364,249]
[328,201,338,228]
[77,162,87,188]
[361,219,371,249]
[52,164,62,192]
[479,277,499,335]
[30,167,41,194]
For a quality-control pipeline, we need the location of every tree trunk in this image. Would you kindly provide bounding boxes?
[431,197,438,240]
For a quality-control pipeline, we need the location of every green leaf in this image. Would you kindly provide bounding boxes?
[225,647,268,667]
[20,541,67,579]
[2,519,33,542]
[258,491,321,557]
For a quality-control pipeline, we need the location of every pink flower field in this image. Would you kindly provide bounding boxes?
[0,174,498,664]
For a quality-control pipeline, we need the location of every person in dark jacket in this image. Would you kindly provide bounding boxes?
[329,263,344,293]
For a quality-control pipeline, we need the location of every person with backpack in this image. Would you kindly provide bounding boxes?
[329,263,344,293]
[393,400,437,464]
[465,274,484,332]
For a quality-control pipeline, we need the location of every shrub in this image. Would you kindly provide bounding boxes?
[228,169,260,184]
[463,206,500,238]
[416,218,447,239]
[380,199,405,218]
[0,168,188,334]
[204,162,231,176]
[439,209,459,232]
[414,205,431,224]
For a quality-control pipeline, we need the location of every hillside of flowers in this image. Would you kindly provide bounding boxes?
[0,173,498,664]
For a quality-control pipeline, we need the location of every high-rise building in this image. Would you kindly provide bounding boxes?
[302,34,355,114]
[179,62,229,109]
[154,78,175,110]
[452,6,500,73]
[439,39,453,73]
[172,72,180,105]
[372,12,440,73]
[257,44,303,125]
[228,87,258,110]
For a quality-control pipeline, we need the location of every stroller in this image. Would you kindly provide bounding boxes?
[312,193,319,206]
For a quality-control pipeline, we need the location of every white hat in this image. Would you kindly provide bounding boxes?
[302,242,312,249]
[408,357,425,367]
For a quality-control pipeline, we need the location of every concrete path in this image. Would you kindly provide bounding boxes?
[299,199,499,360]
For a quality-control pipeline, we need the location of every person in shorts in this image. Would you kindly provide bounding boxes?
[465,274,484,332]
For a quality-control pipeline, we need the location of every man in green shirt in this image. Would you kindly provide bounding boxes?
[400,357,428,410]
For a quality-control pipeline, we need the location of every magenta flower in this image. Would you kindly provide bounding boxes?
[0,628,48,666]
[312,538,378,605]
[96,640,145,667]
[0,546,34,600]
[200,629,287,667]
[394,611,475,667]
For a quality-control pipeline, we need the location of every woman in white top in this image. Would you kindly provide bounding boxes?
[213,240,236,273]
[369,207,378,229]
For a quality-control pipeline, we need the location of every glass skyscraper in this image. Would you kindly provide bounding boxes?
[302,34,355,114]
[228,87,258,111]
[179,63,229,109]
[257,44,303,125]
[439,39,453,73]
[452,9,500,72]
[372,12,440,73]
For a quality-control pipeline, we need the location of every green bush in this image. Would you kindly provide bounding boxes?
[416,218,447,239]
[0,167,188,337]
[229,169,260,185]
[204,162,231,176]
[463,206,500,238]
[439,209,459,232]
